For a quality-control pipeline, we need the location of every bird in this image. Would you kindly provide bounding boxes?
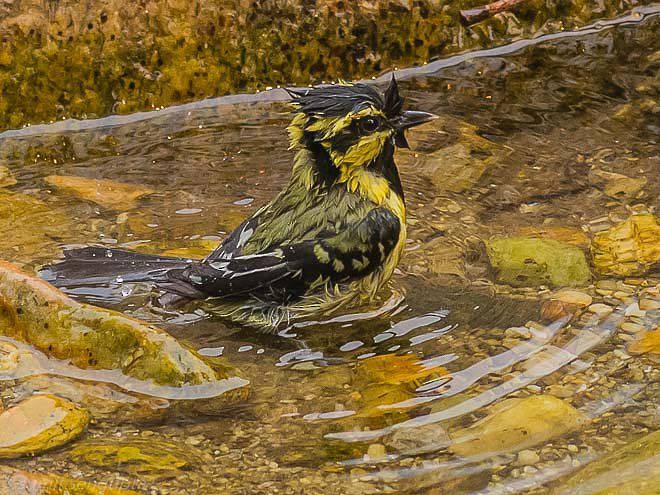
[41,76,437,330]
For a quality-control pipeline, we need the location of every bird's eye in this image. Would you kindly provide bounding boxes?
[360,117,380,133]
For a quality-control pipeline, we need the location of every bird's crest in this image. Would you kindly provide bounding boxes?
[286,75,404,118]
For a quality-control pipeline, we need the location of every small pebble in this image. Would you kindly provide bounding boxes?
[516,450,540,466]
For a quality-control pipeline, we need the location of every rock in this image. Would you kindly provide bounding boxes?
[587,303,614,316]
[0,395,89,458]
[628,327,659,355]
[553,430,660,495]
[0,261,249,398]
[620,322,645,334]
[69,438,211,477]
[590,169,648,200]
[0,166,16,188]
[591,214,660,277]
[385,423,450,453]
[449,395,589,456]
[603,175,648,200]
[45,175,154,211]
[516,449,540,466]
[0,465,140,494]
[548,290,593,307]
[406,239,468,281]
[485,237,591,287]
[356,354,447,386]
[540,299,578,322]
[639,298,660,311]
[0,0,640,132]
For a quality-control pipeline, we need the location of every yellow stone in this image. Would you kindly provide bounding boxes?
[0,395,89,458]
[628,327,660,355]
[591,214,660,277]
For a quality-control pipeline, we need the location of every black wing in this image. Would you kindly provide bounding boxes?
[161,208,401,302]
[204,215,261,261]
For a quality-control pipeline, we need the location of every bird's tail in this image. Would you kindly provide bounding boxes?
[39,246,193,305]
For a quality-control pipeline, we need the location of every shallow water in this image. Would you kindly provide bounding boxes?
[1,6,659,495]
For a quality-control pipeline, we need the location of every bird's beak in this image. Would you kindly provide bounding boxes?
[391,110,438,148]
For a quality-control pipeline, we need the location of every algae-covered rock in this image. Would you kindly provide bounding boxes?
[553,430,660,495]
[485,237,591,287]
[45,175,154,211]
[0,0,640,131]
[0,261,247,397]
[0,395,89,458]
[449,395,589,456]
[0,465,140,495]
[69,438,211,477]
[591,214,660,277]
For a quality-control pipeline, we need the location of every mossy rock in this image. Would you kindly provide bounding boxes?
[485,237,591,287]
[0,395,89,458]
[0,0,643,131]
[69,438,211,478]
[0,260,249,401]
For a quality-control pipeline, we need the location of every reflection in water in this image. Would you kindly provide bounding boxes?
[0,8,658,494]
[0,336,248,401]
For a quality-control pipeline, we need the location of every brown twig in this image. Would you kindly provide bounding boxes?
[459,0,528,25]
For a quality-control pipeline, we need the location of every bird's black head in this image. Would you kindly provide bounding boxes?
[286,77,437,192]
